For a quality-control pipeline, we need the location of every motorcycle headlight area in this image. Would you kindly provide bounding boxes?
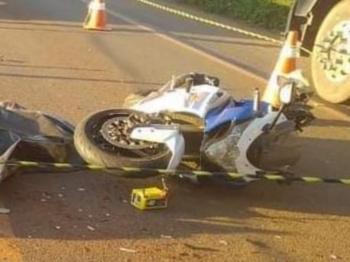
[204,121,251,172]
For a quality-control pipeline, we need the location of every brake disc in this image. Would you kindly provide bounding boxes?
[100,113,171,150]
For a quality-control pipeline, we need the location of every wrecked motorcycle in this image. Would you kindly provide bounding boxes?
[74,72,314,184]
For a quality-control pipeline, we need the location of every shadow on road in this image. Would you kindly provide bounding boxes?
[0,20,81,28]
[311,118,350,128]
[0,72,162,86]
[170,37,271,80]
[0,25,152,35]
[1,63,105,72]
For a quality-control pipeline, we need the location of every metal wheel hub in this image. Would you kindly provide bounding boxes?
[316,20,350,82]
[100,114,156,149]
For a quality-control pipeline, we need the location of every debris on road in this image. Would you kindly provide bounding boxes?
[160,235,173,239]
[119,247,137,253]
[219,240,228,246]
[0,208,10,214]
[87,226,95,231]
[77,188,86,192]
[184,243,220,252]
[55,226,61,230]
[330,254,341,260]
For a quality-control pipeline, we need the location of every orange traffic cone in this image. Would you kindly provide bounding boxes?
[262,31,299,108]
[83,0,110,31]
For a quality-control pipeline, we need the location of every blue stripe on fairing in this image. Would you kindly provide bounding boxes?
[204,100,269,133]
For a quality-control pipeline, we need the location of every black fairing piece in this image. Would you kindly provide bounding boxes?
[0,102,83,182]
[246,121,301,171]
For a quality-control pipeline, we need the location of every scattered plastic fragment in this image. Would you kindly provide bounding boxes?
[87,226,95,231]
[161,235,173,239]
[330,254,340,260]
[0,208,10,214]
[219,240,228,245]
[119,247,137,253]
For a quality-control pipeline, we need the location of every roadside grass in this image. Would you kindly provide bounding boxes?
[173,0,293,30]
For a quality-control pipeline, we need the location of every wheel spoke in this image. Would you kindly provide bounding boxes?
[89,111,170,158]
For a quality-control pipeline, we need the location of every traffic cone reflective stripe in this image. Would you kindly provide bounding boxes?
[262,31,299,108]
[89,1,106,10]
[83,0,110,31]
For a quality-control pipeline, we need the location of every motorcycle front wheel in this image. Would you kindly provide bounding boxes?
[74,109,172,174]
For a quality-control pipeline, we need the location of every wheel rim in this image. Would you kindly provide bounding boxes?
[90,112,171,159]
[100,114,156,150]
[315,20,350,83]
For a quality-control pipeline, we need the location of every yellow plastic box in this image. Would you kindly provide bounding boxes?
[130,187,168,210]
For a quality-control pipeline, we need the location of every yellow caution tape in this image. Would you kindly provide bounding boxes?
[2,160,350,185]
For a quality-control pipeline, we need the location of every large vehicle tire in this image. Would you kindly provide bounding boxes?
[311,0,350,104]
[74,109,172,175]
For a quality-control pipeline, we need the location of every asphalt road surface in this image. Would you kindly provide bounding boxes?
[1,0,350,261]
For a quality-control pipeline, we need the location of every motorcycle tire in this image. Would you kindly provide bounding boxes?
[74,109,172,174]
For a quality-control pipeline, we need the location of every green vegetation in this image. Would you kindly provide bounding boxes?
[174,0,293,30]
